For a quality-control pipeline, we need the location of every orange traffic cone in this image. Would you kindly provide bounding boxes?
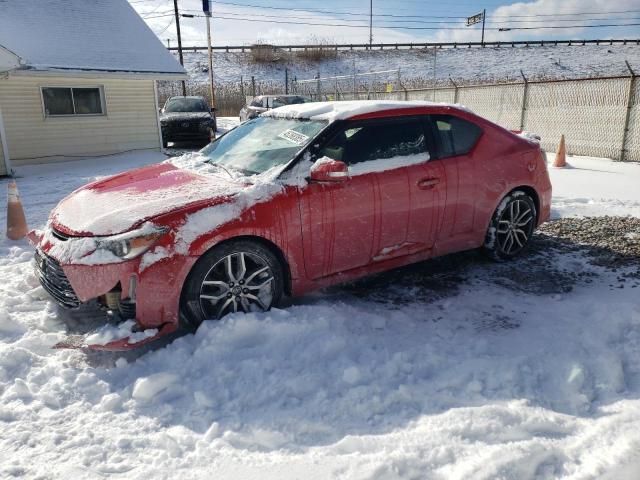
[7,180,28,240]
[553,134,567,168]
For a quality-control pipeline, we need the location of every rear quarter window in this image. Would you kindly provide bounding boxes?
[431,114,482,158]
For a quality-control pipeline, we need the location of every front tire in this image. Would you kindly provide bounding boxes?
[483,191,537,261]
[179,240,284,330]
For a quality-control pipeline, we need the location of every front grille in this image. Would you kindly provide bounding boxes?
[165,121,206,133]
[34,250,81,308]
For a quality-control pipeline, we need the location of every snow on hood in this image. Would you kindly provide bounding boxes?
[47,152,289,265]
[261,100,472,122]
[51,154,242,236]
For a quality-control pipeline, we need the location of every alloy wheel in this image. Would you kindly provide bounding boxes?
[496,199,534,255]
[199,251,274,319]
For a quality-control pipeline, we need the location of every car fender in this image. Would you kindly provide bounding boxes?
[187,225,301,284]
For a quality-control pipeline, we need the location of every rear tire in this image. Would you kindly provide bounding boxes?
[483,190,537,261]
[179,240,284,331]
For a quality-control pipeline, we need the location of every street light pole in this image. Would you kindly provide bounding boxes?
[481,8,486,46]
[206,15,216,122]
[173,0,186,96]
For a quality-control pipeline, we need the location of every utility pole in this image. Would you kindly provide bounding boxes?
[481,8,486,46]
[369,0,373,49]
[205,13,215,110]
[173,0,186,96]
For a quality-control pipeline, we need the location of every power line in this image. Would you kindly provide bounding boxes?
[207,1,640,20]
[183,13,640,31]
[180,9,640,26]
[155,16,175,35]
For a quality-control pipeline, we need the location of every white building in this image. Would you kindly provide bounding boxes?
[0,0,186,176]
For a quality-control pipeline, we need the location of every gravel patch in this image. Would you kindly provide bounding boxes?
[327,216,640,305]
[537,216,640,270]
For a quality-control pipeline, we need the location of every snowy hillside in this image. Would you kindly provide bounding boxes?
[179,44,640,85]
[1,139,640,478]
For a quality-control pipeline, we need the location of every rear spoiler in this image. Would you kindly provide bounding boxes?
[511,130,541,143]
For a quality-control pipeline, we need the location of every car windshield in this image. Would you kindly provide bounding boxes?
[200,116,327,175]
[165,98,209,112]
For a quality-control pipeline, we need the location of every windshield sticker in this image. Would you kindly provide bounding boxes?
[278,129,310,146]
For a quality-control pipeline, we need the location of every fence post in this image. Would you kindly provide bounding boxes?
[396,68,404,100]
[240,75,244,97]
[285,68,289,94]
[251,76,255,97]
[449,77,459,103]
[519,70,529,131]
[620,61,637,161]
[316,70,321,99]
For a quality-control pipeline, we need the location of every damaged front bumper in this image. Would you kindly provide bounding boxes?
[29,229,193,351]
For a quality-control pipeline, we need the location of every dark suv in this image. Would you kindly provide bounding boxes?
[160,96,216,147]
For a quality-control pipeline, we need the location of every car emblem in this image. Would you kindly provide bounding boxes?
[182,122,189,128]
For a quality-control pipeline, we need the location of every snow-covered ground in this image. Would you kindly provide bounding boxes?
[180,44,640,85]
[1,142,640,478]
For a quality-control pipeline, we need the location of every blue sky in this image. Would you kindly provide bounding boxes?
[131,0,640,45]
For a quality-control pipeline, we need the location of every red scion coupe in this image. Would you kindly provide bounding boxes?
[30,101,552,350]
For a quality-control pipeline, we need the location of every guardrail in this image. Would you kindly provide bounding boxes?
[168,39,640,53]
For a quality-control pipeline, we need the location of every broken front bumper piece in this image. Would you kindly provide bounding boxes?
[53,323,178,351]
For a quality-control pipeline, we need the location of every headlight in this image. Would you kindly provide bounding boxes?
[200,119,213,130]
[96,225,168,260]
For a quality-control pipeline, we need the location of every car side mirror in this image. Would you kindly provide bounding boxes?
[309,158,349,182]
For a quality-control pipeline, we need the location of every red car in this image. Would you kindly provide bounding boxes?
[31,101,551,350]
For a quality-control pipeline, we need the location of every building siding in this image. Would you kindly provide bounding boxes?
[0,74,161,165]
[0,104,7,175]
[0,130,5,175]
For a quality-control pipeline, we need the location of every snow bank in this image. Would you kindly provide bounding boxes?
[1,149,640,478]
[175,45,640,86]
[547,154,640,218]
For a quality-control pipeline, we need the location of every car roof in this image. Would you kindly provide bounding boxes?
[167,96,205,100]
[255,94,308,99]
[260,100,471,122]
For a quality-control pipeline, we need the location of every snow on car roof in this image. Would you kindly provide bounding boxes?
[260,100,471,122]
[0,0,185,76]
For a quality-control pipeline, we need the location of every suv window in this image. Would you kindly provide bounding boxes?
[164,97,209,112]
[431,114,482,158]
[320,119,428,166]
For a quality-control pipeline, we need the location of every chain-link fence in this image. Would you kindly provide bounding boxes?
[292,67,640,161]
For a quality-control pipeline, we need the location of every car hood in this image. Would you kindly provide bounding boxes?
[160,112,212,122]
[51,162,245,236]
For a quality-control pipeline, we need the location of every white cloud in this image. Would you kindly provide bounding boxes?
[431,0,639,43]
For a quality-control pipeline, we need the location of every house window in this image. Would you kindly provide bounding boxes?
[41,87,105,117]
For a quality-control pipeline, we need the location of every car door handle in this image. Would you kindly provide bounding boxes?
[417,177,440,189]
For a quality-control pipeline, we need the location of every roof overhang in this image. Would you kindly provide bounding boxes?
[0,45,21,73]
[8,68,187,81]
